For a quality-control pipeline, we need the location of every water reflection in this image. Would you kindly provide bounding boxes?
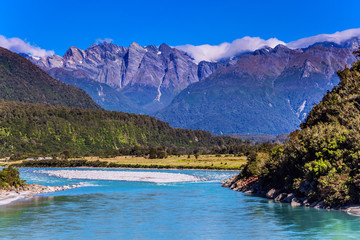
[240,193,360,239]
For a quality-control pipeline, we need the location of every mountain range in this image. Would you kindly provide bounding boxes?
[157,41,359,135]
[25,37,360,135]
[27,42,219,113]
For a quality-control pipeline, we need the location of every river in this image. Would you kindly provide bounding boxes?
[0,168,359,239]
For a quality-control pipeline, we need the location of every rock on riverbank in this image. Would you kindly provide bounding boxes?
[221,175,360,215]
[0,183,79,206]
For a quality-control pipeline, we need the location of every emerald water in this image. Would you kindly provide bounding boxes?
[1,168,359,239]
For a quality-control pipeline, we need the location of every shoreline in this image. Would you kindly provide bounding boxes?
[222,175,360,216]
[0,183,79,206]
[13,166,240,172]
[0,168,236,206]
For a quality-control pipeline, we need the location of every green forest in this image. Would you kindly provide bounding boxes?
[0,100,247,159]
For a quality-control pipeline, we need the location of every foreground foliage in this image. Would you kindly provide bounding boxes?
[0,166,25,190]
[240,50,360,207]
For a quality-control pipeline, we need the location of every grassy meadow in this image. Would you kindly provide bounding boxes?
[85,154,247,169]
[7,154,248,170]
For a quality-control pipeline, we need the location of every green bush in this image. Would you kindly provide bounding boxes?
[0,166,25,190]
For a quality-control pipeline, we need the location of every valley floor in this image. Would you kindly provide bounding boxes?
[6,155,247,170]
[81,155,245,170]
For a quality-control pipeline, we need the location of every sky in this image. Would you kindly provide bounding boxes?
[1,0,360,57]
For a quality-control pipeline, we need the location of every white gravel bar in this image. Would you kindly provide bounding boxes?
[0,191,34,205]
[40,170,200,183]
[0,184,79,206]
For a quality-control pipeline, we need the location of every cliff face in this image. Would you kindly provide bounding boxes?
[28,42,220,113]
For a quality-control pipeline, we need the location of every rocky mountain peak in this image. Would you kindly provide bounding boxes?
[63,46,86,63]
[159,43,172,54]
[145,45,159,53]
[129,42,143,50]
[272,44,291,54]
[253,46,272,56]
[97,42,120,51]
[87,42,128,59]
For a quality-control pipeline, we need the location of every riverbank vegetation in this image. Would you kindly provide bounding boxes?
[0,166,25,190]
[237,50,360,207]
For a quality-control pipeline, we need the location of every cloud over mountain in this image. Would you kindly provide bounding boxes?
[176,37,285,63]
[176,28,360,63]
[287,28,360,49]
[0,35,54,58]
[3,28,360,63]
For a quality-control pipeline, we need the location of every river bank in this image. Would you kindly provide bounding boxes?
[222,175,360,216]
[0,183,79,206]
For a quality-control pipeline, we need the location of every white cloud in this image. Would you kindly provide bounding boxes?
[2,28,360,63]
[287,28,360,49]
[176,37,285,63]
[95,38,114,44]
[0,35,54,57]
[176,28,360,63]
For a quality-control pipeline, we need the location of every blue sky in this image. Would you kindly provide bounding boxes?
[1,0,359,55]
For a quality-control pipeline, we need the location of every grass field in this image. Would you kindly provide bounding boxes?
[82,155,247,170]
[6,154,247,170]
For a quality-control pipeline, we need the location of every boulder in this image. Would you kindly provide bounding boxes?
[266,188,278,199]
[274,193,287,202]
[314,201,326,209]
[283,193,295,203]
[291,198,303,207]
[302,198,311,207]
[244,189,255,194]
[221,176,237,187]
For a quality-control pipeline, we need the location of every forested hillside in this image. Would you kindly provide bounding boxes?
[0,47,101,109]
[0,100,241,158]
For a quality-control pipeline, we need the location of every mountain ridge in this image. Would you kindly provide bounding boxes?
[27,42,221,114]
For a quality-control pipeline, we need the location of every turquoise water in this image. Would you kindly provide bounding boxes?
[0,168,360,239]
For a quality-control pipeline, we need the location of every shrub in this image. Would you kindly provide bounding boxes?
[0,166,25,189]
